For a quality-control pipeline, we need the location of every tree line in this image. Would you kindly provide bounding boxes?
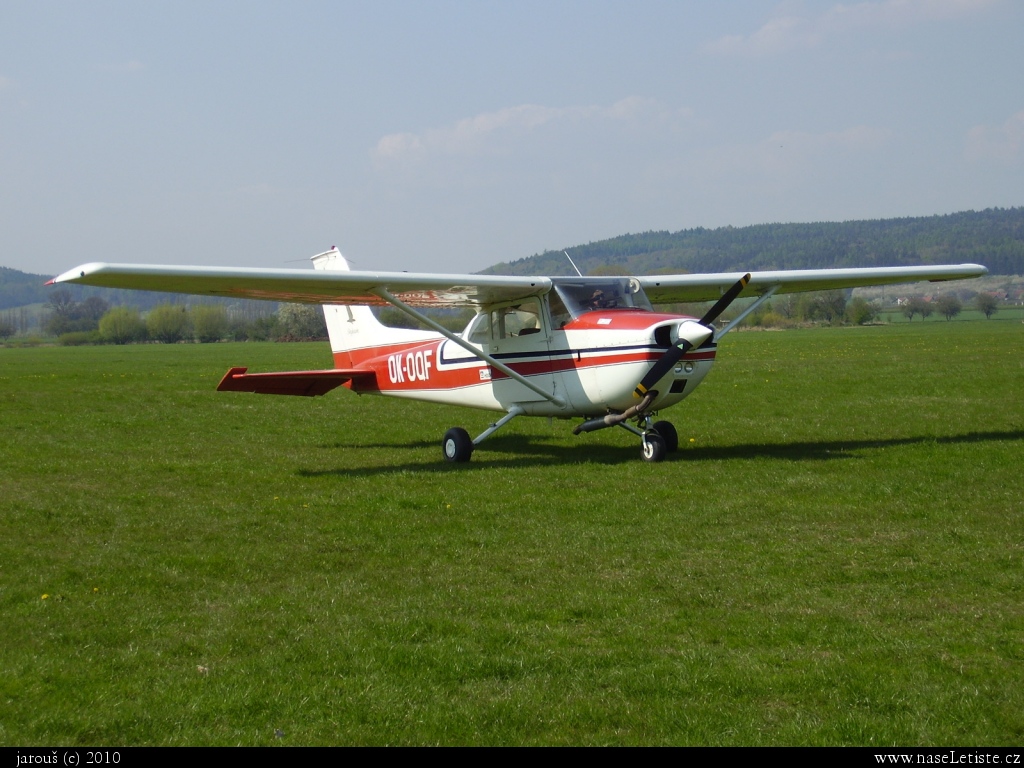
[737,290,1000,329]
[35,289,328,346]
[6,290,475,346]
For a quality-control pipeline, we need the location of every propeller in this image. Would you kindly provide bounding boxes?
[633,273,751,399]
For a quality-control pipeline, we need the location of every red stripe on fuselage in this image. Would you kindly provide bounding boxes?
[338,337,716,393]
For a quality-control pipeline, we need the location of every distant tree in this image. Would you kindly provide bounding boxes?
[245,314,281,341]
[192,305,228,342]
[903,296,931,321]
[43,290,109,336]
[45,289,78,335]
[846,297,878,325]
[99,307,146,344]
[78,296,110,323]
[775,294,801,319]
[226,316,251,342]
[936,294,962,321]
[804,290,848,323]
[820,290,849,323]
[277,304,328,339]
[46,289,76,318]
[0,318,14,340]
[147,304,191,343]
[975,293,999,319]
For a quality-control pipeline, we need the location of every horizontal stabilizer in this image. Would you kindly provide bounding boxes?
[217,366,375,397]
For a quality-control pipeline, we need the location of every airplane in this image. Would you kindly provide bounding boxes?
[50,250,987,463]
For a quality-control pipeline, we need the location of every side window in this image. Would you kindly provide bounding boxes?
[493,300,541,339]
[466,312,490,344]
[467,300,544,342]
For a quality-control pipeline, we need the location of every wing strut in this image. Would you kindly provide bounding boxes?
[715,286,779,339]
[370,288,566,408]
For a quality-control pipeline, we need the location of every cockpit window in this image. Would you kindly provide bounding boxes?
[492,299,541,339]
[551,278,652,323]
[465,299,543,342]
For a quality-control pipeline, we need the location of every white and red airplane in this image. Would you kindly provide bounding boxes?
[51,250,986,462]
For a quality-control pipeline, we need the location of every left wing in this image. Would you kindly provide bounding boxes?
[638,264,988,304]
[50,262,551,308]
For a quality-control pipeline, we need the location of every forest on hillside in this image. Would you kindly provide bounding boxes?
[484,208,1024,277]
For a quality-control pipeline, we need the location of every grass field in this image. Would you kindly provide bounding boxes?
[2,320,1022,745]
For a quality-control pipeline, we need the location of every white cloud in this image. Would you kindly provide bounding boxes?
[374,104,591,161]
[705,0,998,56]
[372,97,670,163]
[705,16,820,56]
[965,110,1024,163]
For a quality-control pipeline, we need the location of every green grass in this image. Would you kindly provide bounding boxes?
[2,321,1022,745]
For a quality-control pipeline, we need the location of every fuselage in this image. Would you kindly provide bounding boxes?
[335,306,717,418]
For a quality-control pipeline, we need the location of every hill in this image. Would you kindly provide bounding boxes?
[483,208,1024,277]
[0,266,58,311]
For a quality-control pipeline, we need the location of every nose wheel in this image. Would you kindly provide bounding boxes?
[639,418,678,462]
[641,430,667,462]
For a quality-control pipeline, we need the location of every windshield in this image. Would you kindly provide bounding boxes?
[550,278,652,325]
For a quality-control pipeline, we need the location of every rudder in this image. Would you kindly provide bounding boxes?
[310,247,437,368]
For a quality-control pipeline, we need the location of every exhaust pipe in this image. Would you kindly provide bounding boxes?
[573,391,656,435]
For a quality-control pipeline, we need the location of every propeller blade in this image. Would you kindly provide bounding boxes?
[699,273,751,326]
[633,274,750,399]
[634,340,692,398]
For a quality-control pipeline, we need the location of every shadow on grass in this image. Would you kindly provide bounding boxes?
[299,429,1024,477]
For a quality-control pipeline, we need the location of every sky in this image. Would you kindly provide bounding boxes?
[1,0,1022,277]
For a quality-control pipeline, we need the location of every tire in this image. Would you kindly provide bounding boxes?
[442,427,474,462]
[641,432,667,463]
[652,420,678,452]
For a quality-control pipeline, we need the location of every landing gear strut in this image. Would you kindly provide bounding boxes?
[574,391,680,463]
[442,406,526,463]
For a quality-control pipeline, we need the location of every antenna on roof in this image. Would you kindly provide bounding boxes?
[564,250,583,277]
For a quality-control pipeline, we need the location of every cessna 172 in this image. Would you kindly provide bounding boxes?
[51,250,986,463]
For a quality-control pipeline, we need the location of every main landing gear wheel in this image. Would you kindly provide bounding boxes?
[641,431,667,463]
[442,427,474,462]
[652,420,678,453]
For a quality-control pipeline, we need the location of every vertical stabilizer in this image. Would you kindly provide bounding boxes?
[310,247,438,367]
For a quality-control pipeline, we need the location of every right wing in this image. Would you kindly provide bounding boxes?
[50,262,551,308]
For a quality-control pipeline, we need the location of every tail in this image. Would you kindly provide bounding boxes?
[311,247,438,368]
